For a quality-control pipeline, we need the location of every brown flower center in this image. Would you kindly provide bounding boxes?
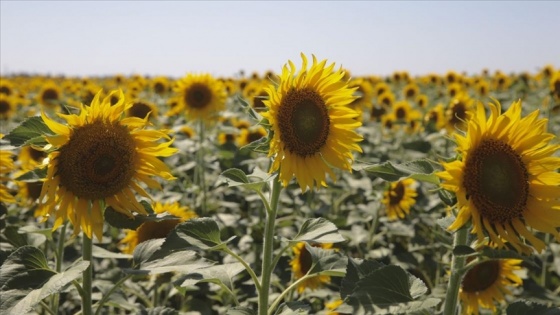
[137,219,181,244]
[185,83,212,109]
[277,88,330,157]
[0,100,10,114]
[463,139,529,224]
[389,181,405,205]
[129,102,153,119]
[57,121,137,200]
[41,88,59,103]
[461,260,500,293]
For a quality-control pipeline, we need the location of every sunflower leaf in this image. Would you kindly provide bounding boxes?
[227,307,256,315]
[452,245,478,257]
[274,301,311,315]
[127,246,213,275]
[2,260,89,315]
[219,167,272,191]
[402,140,432,153]
[3,116,53,147]
[174,217,224,250]
[364,159,442,183]
[479,247,538,267]
[340,257,439,313]
[506,301,558,315]
[177,262,245,290]
[14,167,47,182]
[291,218,346,244]
[306,244,348,277]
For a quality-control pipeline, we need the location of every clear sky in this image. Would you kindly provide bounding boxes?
[1,1,558,78]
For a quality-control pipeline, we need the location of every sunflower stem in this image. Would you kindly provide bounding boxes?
[51,221,68,314]
[442,226,468,315]
[258,175,282,315]
[267,273,314,315]
[81,234,93,315]
[197,119,208,215]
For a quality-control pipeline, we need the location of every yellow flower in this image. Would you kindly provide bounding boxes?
[0,94,17,120]
[445,93,473,133]
[402,83,419,99]
[437,100,560,253]
[39,90,178,240]
[382,178,418,220]
[127,99,158,120]
[174,73,227,121]
[262,54,363,191]
[424,103,446,131]
[459,259,523,315]
[325,298,344,315]
[290,242,333,293]
[119,201,197,254]
[36,81,62,108]
[237,126,267,147]
[0,135,16,204]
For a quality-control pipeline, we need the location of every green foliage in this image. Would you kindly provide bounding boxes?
[4,116,52,147]
[290,218,346,244]
[364,159,443,184]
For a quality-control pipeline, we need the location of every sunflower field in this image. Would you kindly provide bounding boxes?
[0,56,559,315]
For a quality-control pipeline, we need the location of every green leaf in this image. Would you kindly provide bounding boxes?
[306,244,348,277]
[139,306,179,315]
[92,245,132,259]
[219,167,272,191]
[364,159,442,184]
[227,307,256,315]
[402,140,432,153]
[438,189,457,206]
[14,167,48,182]
[506,301,558,315]
[174,217,225,250]
[178,262,245,290]
[0,245,56,291]
[436,215,456,232]
[291,218,346,244]
[275,301,311,315]
[4,260,89,315]
[479,247,538,267]
[127,249,213,276]
[132,239,166,266]
[104,204,177,231]
[4,116,53,147]
[341,258,439,314]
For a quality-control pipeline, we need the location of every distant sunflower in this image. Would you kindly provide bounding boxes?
[382,178,417,220]
[445,93,473,133]
[178,125,196,139]
[369,105,387,122]
[37,81,62,108]
[381,113,396,132]
[348,78,374,110]
[459,259,523,315]
[262,54,363,191]
[416,94,429,108]
[119,201,197,254]
[377,91,395,108]
[550,71,560,101]
[475,80,490,97]
[290,242,333,293]
[392,100,413,121]
[373,82,391,97]
[424,103,446,131]
[402,83,419,99]
[0,135,16,204]
[237,126,267,147]
[151,76,170,95]
[0,94,17,120]
[218,132,237,146]
[127,100,158,120]
[174,73,227,121]
[39,90,178,240]
[18,145,47,172]
[0,79,15,96]
[437,100,560,253]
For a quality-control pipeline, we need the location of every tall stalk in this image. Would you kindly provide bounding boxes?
[81,234,93,315]
[442,226,468,315]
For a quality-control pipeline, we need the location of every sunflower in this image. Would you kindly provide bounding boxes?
[151,76,170,95]
[178,125,196,139]
[437,100,560,253]
[119,201,197,254]
[373,82,391,97]
[447,83,464,98]
[424,103,446,131]
[382,178,418,220]
[218,132,237,146]
[127,99,158,120]
[416,94,429,108]
[402,83,419,99]
[475,80,490,97]
[445,93,473,133]
[242,80,268,112]
[0,135,16,204]
[377,91,395,108]
[381,113,396,132]
[348,78,374,111]
[290,242,333,293]
[0,79,15,96]
[392,100,413,122]
[459,259,523,315]
[37,81,62,108]
[369,104,387,122]
[262,54,363,191]
[0,94,17,120]
[39,89,178,240]
[237,126,267,147]
[550,71,560,101]
[174,73,227,121]
[325,298,344,315]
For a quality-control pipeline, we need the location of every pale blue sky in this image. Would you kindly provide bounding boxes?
[1,1,558,78]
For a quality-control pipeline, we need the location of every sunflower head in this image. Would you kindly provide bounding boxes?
[262,53,363,191]
[0,94,17,120]
[174,73,227,122]
[39,89,178,240]
[382,178,418,220]
[0,134,16,204]
[437,99,560,254]
[290,242,333,293]
[120,201,197,254]
[459,259,523,315]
